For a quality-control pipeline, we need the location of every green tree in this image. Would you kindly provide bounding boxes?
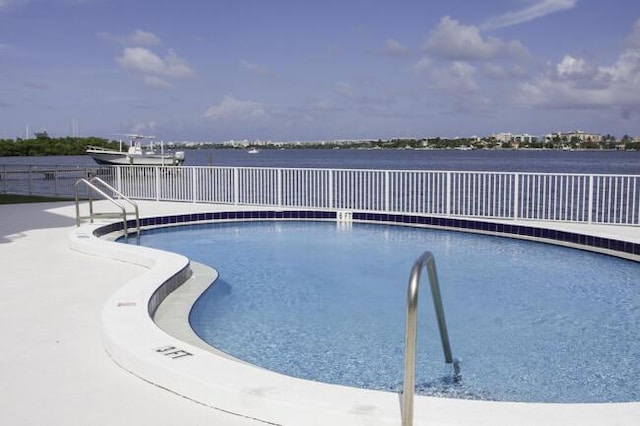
[0,136,122,156]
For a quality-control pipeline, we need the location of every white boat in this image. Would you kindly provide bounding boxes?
[247,147,259,154]
[86,134,185,166]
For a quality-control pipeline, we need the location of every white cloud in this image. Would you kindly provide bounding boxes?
[413,57,495,115]
[382,38,410,56]
[130,121,157,134]
[116,47,195,80]
[99,29,162,46]
[142,75,171,89]
[482,0,577,31]
[411,57,432,75]
[413,58,479,93]
[117,47,165,75]
[162,49,195,78]
[627,18,640,48]
[556,55,594,79]
[126,30,161,46]
[423,16,527,61]
[482,63,507,79]
[516,49,640,110]
[600,50,640,87]
[482,63,527,79]
[203,95,269,121]
[240,60,272,77]
[436,62,479,93]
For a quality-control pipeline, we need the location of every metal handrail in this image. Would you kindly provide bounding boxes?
[74,177,140,242]
[89,176,140,235]
[402,251,458,426]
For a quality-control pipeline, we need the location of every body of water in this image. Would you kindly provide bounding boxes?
[1,148,640,174]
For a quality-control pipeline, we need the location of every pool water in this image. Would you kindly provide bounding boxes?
[131,221,640,403]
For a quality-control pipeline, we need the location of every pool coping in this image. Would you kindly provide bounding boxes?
[69,208,640,426]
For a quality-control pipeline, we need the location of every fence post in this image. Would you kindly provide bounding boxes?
[513,173,519,220]
[115,166,122,194]
[154,167,160,201]
[587,174,594,224]
[385,171,390,212]
[192,167,198,203]
[328,170,334,209]
[233,167,239,205]
[277,168,282,207]
[445,172,451,216]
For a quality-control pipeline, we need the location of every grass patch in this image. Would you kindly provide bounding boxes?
[0,194,74,204]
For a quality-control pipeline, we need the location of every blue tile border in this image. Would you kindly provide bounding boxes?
[93,209,640,260]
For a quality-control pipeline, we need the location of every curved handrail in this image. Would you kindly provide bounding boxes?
[402,251,458,426]
[89,176,140,235]
[74,177,140,242]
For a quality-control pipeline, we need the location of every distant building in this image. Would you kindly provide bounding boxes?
[492,132,513,143]
[491,132,537,147]
[546,130,602,143]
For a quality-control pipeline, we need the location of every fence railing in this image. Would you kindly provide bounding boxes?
[0,165,115,199]
[2,164,639,225]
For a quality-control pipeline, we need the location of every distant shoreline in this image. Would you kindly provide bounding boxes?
[2,135,638,157]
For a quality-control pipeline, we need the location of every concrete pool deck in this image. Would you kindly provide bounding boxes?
[1,200,639,425]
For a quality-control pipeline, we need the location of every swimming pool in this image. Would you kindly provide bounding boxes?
[132,220,640,404]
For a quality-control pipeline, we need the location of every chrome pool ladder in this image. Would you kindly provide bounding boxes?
[74,176,140,242]
[402,251,458,426]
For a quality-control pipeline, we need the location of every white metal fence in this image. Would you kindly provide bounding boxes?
[2,164,639,225]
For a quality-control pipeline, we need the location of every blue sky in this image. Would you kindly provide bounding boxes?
[1,0,640,141]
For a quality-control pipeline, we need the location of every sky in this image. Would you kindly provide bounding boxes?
[1,0,640,142]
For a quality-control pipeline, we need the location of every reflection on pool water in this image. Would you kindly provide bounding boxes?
[132,221,640,403]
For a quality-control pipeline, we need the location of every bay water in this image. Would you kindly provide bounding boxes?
[1,148,640,174]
